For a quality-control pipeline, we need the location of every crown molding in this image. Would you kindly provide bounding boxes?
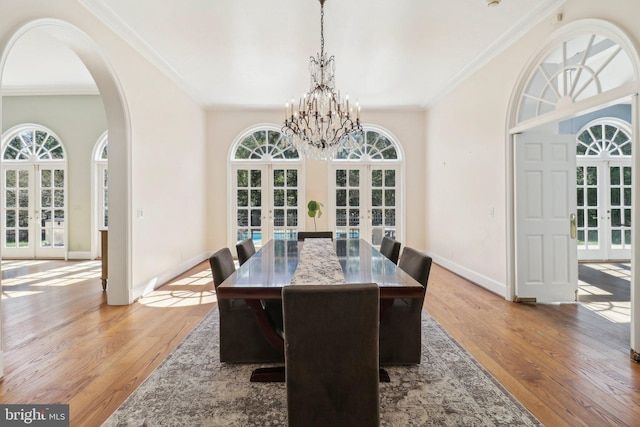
[2,85,100,96]
[424,0,568,108]
[79,0,206,107]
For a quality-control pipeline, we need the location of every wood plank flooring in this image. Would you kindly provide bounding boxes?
[1,259,639,426]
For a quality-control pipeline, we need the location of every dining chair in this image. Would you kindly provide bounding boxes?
[296,231,333,241]
[379,236,401,264]
[283,283,380,427]
[209,248,284,363]
[379,246,432,365]
[235,238,256,266]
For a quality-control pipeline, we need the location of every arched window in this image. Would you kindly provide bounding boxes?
[517,30,635,124]
[229,126,303,249]
[93,132,108,230]
[1,124,67,258]
[330,127,403,246]
[576,119,632,260]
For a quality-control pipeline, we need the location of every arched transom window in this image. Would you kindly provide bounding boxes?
[3,127,65,161]
[234,129,300,161]
[518,32,635,123]
[336,130,399,161]
[230,127,303,249]
[577,120,632,157]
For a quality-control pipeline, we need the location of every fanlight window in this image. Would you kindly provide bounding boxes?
[518,33,634,123]
[3,128,65,160]
[576,121,632,157]
[335,130,399,161]
[98,141,108,160]
[233,129,299,160]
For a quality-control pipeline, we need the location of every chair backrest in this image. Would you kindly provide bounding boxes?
[209,247,236,288]
[379,236,401,264]
[297,231,333,241]
[398,246,433,288]
[283,283,380,427]
[235,238,256,266]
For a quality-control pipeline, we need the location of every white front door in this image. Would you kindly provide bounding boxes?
[2,164,67,258]
[515,133,578,302]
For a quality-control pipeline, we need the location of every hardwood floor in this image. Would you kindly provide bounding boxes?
[1,259,639,426]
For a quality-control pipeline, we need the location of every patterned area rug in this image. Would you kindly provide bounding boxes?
[103,309,542,426]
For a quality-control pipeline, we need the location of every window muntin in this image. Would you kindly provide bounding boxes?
[234,129,299,160]
[3,128,65,161]
[335,130,399,161]
[518,34,634,123]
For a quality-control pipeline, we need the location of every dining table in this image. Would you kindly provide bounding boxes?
[216,237,424,381]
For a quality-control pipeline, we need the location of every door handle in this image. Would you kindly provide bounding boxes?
[570,213,577,239]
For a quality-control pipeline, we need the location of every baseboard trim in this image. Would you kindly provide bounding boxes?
[133,252,212,300]
[68,251,93,260]
[424,251,507,299]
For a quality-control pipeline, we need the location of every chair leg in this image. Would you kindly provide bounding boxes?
[250,366,285,382]
[379,368,390,382]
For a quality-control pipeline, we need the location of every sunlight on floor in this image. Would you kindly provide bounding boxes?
[138,268,217,308]
[1,260,102,299]
[580,300,630,323]
[578,263,630,324]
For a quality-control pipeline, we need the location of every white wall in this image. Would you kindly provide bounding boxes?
[2,95,107,257]
[0,0,209,304]
[207,108,426,252]
[425,0,640,297]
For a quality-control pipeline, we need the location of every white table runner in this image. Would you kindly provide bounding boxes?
[290,238,346,285]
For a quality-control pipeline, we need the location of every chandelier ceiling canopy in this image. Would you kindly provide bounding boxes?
[282,0,363,160]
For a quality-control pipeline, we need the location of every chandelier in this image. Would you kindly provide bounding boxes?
[282,0,363,160]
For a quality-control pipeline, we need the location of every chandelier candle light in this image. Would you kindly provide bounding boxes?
[282,0,363,160]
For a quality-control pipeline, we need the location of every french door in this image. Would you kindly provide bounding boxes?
[576,160,632,260]
[232,164,303,250]
[331,164,400,246]
[2,163,67,258]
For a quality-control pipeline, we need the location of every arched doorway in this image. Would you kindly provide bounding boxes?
[0,18,131,376]
[506,19,640,355]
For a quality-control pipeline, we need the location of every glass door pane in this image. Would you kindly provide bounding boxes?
[235,167,264,247]
[576,164,602,259]
[272,167,299,240]
[371,167,398,246]
[38,167,66,252]
[3,166,34,257]
[335,168,362,239]
[608,163,632,257]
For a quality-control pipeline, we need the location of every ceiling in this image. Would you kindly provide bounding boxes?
[1,0,566,109]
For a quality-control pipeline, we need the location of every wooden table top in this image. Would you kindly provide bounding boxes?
[217,238,424,299]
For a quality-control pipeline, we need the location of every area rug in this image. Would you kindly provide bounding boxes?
[103,309,542,426]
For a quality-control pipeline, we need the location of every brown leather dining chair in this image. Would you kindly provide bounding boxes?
[296,231,333,241]
[209,247,283,363]
[379,235,401,264]
[283,283,380,427]
[379,246,432,365]
[235,238,256,266]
